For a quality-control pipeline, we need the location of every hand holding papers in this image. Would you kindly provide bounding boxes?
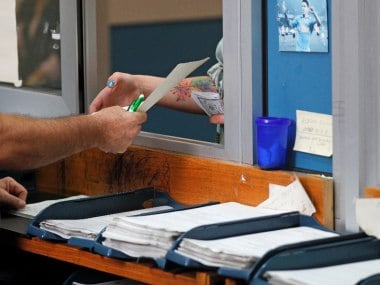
[137,57,209,112]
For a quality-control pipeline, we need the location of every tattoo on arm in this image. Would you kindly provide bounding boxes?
[171,77,217,101]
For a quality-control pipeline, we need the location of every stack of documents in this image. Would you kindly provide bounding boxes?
[263,258,380,285]
[174,226,338,269]
[10,195,88,219]
[101,202,287,259]
[39,205,172,240]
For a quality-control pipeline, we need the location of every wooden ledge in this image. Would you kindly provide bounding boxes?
[364,187,380,198]
[35,146,334,229]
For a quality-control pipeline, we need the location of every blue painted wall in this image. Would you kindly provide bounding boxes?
[266,0,332,173]
[110,4,332,173]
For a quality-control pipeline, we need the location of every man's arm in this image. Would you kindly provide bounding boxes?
[0,107,146,170]
[90,73,218,115]
[282,1,292,28]
[310,6,321,26]
[136,75,218,114]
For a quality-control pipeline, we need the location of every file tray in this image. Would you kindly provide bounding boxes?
[27,188,186,247]
[250,232,379,285]
[92,201,219,269]
[165,211,335,281]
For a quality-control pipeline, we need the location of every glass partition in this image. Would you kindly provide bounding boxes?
[83,0,258,163]
[0,0,82,117]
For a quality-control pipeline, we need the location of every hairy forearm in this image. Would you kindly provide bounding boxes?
[0,114,97,170]
[135,74,217,113]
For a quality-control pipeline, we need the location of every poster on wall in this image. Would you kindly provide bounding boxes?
[277,0,328,52]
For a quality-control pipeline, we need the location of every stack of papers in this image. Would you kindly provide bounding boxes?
[39,205,172,240]
[175,226,338,269]
[11,195,88,219]
[101,202,287,259]
[264,258,380,285]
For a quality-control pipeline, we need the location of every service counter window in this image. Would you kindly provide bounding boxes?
[0,0,81,117]
[16,0,61,90]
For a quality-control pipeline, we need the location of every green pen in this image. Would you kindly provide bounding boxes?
[128,94,144,112]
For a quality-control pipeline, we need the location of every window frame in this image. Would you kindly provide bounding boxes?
[0,0,82,117]
[83,0,261,164]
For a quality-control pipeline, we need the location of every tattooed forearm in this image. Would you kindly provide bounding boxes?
[171,77,217,101]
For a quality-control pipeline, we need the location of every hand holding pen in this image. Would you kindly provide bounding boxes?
[89,73,141,113]
[124,94,145,112]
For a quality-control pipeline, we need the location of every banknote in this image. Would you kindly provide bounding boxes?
[191,91,224,116]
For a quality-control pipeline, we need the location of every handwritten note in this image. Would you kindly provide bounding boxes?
[0,0,22,86]
[293,110,332,157]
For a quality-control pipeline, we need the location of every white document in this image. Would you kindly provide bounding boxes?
[293,110,333,157]
[176,226,338,269]
[258,178,316,216]
[39,205,172,240]
[101,202,288,259]
[191,91,224,116]
[264,258,380,285]
[356,198,380,238]
[10,195,88,219]
[0,0,22,86]
[138,57,209,112]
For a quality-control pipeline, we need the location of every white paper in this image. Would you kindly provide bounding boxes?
[356,198,380,238]
[10,195,88,219]
[0,0,22,86]
[138,57,209,112]
[176,226,338,269]
[39,205,172,240]
[258,178,316,216]
[101,202,288,259]
[293,110,333,157]
[264,259,380,285]
[268,183,287,196]
[105,202,286,235]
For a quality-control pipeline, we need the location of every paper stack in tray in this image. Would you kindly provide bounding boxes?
[175,226,338,269]
[100,202,286,259]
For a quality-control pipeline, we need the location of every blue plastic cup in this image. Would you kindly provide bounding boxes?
[255,117,292,170]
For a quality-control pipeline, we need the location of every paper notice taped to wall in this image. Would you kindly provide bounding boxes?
[293,110,332,157]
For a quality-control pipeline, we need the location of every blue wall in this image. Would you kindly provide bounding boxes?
[110,4,332,173]
[266,0,332,173]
